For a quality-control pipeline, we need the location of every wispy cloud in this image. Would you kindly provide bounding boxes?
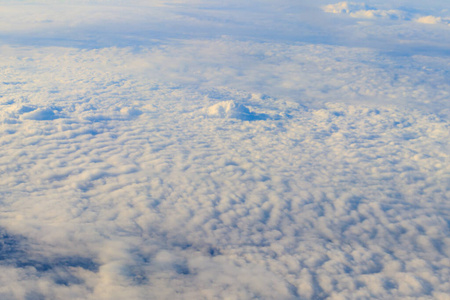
[323,1,450,25]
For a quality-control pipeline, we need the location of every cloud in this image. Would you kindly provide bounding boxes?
[0,1,449,299]
[415,15,450,26]
[203,100,270,121]
[322,1,367,14]
[20,107,61,120]
[416,15,442,24]
[323,1,450,26]
[1,44,449,298]
[322,2,409,20]
[1,0,448,56]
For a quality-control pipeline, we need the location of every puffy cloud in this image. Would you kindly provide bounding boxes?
[203,100,270,120]
[416,15,442,24]
[415,15,450,26]
[1,44,449,298]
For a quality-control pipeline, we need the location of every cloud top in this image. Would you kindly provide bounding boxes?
[204,100,270,121]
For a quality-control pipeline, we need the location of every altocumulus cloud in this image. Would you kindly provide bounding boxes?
[0,0,449,299]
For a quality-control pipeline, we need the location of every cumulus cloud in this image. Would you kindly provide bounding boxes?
[203,100,270,120]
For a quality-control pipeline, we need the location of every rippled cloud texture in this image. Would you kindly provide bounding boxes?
[0,1,449,299]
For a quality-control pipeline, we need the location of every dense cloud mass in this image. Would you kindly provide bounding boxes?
[0,1,449,299]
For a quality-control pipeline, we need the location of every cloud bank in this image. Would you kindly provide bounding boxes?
[1,0,450,55]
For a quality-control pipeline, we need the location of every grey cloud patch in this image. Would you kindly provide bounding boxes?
[0,228,98,287]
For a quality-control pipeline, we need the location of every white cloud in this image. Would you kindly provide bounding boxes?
[415,15,450,26]
[416,15,442,24]
[322,1,364,14]
[1,44,449,298]
[203,100,270,120]
[323,1,450,26]
[322,2,409,20]
[0,1,449,299]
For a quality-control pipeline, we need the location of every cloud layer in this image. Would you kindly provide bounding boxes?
[1,0,450,55]
[0,1,449,299]
[1,43,449,299]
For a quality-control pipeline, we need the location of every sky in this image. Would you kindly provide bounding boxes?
[0,1,449,299]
